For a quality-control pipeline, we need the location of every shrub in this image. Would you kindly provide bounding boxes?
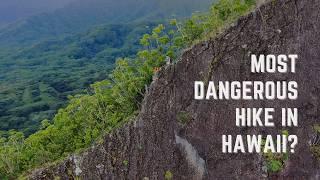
[262,130,289,173]
[311,124,320,160]
[177,111,192,125]
[164,170,173,180]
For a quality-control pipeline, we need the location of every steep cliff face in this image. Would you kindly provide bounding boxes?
[30,0,320,179]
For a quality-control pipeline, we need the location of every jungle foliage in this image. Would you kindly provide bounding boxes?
[0,22,159,135]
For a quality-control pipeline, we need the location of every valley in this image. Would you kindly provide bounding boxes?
[0,0,213,136]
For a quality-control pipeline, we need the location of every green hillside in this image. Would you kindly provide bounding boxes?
[0,22,160,135]
[0,0,213,46]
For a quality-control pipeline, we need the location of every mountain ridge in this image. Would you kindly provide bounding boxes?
[0,0,213,47]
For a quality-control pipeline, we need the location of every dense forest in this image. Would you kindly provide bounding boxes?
[0,22,159,135]
[0,0,213,136]
[0,0,264,178]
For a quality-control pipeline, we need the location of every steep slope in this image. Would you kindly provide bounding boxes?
[29,0,320,179]
[0,0,213,46]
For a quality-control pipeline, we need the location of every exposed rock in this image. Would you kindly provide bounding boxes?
[175,134,206,179]
[29,0,320,179]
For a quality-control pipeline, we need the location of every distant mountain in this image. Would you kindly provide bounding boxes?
[0,0,213,46]
[0,0,77,27]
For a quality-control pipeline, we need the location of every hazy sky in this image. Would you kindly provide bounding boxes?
[0,0,77,27]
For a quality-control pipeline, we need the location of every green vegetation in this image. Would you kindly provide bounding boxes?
[0,22,159,136]
[123,160,129,167]
[311,124,320,160]
[311,146,320,160]
[164,170,173,180]
[0,23,181,179]
[0,0,257,178]
[263,130,289,173]
[173,0,255,46]
[177,111,192,125]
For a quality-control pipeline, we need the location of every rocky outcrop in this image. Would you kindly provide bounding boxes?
[29,0,320,179]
